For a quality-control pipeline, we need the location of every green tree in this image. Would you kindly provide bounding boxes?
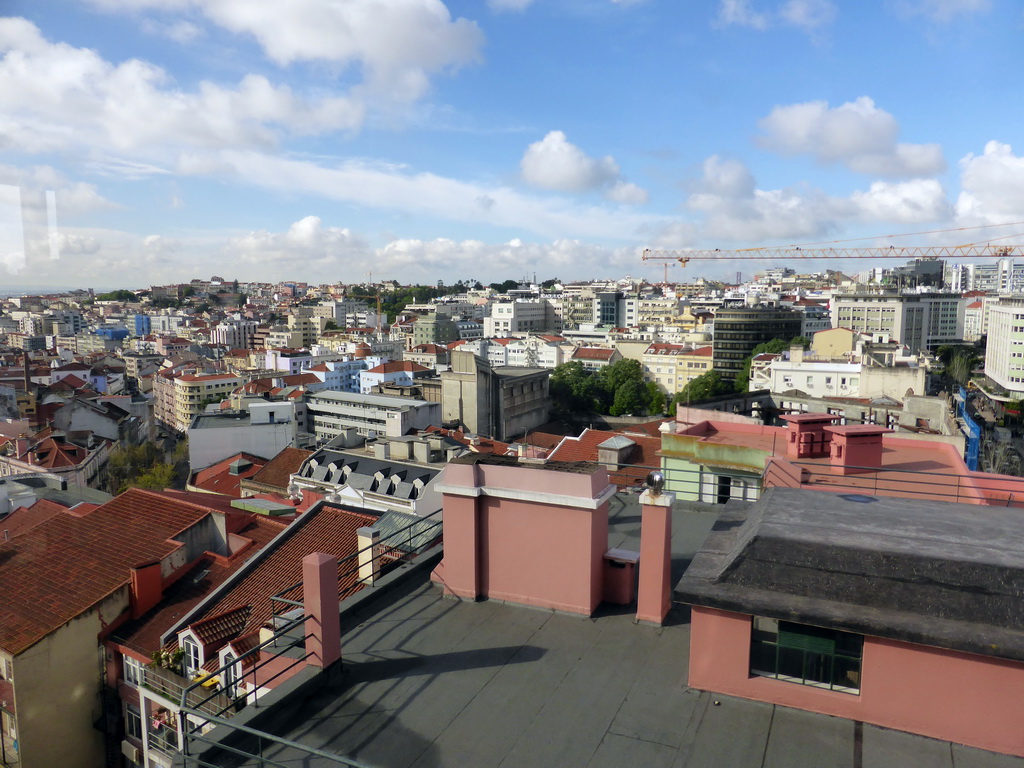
[324,320,339,331]
[734,337,803,393]
[97,289,137,302]
[488,279,519,293]
[645,381,667,415]
[550,361,597,415]
[128,463,176,491]
[609,378,648,416]
[672,371,733,407]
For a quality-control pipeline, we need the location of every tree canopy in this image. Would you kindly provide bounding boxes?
[734,336,811,393]
[96,289,137,302]
[671,371,733,408]
[550,358,665,418]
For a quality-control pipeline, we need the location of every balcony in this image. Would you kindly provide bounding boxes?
[142,666,235,719]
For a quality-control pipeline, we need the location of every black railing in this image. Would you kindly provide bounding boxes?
[269,508,443,622]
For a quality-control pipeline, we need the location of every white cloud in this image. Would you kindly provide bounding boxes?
[0,18,364,160]
[607,181,649,206]
[141,18,204,43]
[85,0,483,102]
[521,131,619,192]
[757,97,945,178]
[896,0,990,22]
[685,155,951,242]
[717,0,837,31]
[955,141,1024,225]
[850,179,952,223]
[520,131,648,204]
[779,0,837,31]
[205,149,664,241]
[717,0,770,29]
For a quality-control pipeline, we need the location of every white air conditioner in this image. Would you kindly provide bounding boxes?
[121,740,142,764]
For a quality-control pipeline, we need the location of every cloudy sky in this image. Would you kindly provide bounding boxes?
[1,0,1022,288]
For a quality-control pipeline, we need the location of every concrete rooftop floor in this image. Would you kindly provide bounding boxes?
[201,496,1024,768]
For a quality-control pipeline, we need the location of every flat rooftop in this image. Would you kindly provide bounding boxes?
[195,496,1024,768]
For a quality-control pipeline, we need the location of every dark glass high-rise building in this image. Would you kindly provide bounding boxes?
[712,304,803,381]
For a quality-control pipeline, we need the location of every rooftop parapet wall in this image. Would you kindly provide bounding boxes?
[435,455,615,616]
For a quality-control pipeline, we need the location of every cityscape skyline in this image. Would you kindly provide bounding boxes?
[1,1,1023,288]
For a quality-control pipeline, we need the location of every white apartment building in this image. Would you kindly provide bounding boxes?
[984,298,1024,397]
[768,345,928,400]
[307,391,441,441]
[211,319,257,349]
[483,299,561,336]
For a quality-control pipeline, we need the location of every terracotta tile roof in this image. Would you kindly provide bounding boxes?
[688,346,713,357]
[18,436,93,468]
[410,343,446,354]
[571,347,615,361]
[547,428,662,489]
[0,489,233,656]
[192,453,267,497]
[110,515,288,657]
[518,431,565,450]
[423,426,512,455]
[1,498,70,538]
[188,504,380,643]
[644,343,686,354]
[190,605,252,645]
[281,373,320,386]
[244,446,312,492]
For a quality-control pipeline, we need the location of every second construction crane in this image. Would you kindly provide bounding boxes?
[642,244,1021,268]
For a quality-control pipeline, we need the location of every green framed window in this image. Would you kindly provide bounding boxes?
[750,617,863,694]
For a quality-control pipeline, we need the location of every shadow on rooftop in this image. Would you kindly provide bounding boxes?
[343,644,546,683]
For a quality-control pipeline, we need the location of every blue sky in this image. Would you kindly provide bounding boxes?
[1,0,1022,288]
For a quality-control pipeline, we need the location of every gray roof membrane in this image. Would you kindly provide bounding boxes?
[676,486,1024,661]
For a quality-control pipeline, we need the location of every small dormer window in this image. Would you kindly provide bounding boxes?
[181,635,201,678]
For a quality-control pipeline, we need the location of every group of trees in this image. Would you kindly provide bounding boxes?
[108,441,185,493]
[550,359,665,418]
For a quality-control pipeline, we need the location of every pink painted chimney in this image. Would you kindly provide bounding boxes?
[823,424,891,475]
[130,561,164,618]
[780,413,839,459]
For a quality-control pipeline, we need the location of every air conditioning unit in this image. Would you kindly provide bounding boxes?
[121,741,142,764]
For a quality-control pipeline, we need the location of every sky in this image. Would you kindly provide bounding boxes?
[1,0,1023,289]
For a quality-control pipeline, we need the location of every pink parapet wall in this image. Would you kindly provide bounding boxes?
[435,458,616,616]
[636,489,673,625]
[303,552,341,669]
[689,606,1024,758]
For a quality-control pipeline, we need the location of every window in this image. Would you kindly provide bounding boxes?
[750,617,862,694]
[125,703,142,740]
[182,636,201,678]
[124,654,144,686]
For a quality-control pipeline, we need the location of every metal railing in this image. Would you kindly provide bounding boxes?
[143,665,234,718]
[180,712,375,768]
[269,508,443,622]
[762,456,1024,507]
[179,612,311,729]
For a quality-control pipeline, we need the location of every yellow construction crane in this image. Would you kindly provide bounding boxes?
[642,244,1021,268]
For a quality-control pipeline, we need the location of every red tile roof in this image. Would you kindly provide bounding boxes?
[547,428,662,489]
[187,505,380,643]
[111,515,288,657]
[0,489,234,655]
[244,447,312,492]
[191,453,267,497]
[571,347,615,361]
[1,498,70,538]
[365,361,431,374]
